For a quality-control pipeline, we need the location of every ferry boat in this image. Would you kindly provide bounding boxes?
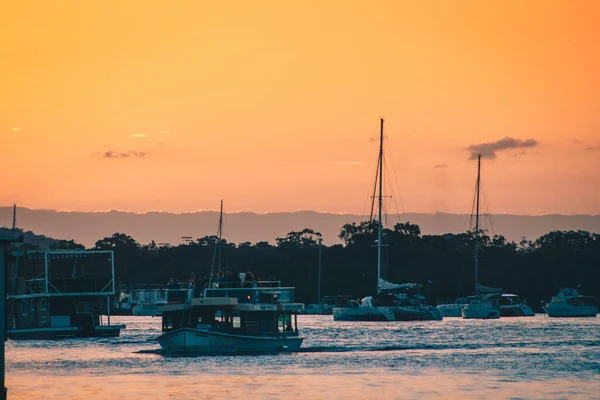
[543,288,598,317]
[7,250,125,339]
[155,277,304,354]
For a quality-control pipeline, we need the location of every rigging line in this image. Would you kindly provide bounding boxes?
[383,133,408,222]
[369,153,381,223]
[382,152,401,226]
[381,151,405,228]
[207,204,223,290]
[481,181,496,237]
[360,148,378,223]
[468,170,478,232]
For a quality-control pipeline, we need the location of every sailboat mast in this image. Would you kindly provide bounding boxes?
[377,118,384,294]
[474,153,481,289]
[317,238,322,303]
[218,200,223,272]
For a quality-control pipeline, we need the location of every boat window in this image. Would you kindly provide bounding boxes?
[214,311,228,323]
[278,312,291,330]
[233,311,241,328]
[40,315,47,324]
[40,298,47,311]
[31,300,36,311]
[131,291,139,300]
[22,300,29,316]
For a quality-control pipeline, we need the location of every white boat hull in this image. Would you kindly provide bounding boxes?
[499,304,535,317]
[461,303,500,319]
[156,328,304,354]
[437,304,465,318]
[333,306,442,321]
[543,305,597,318]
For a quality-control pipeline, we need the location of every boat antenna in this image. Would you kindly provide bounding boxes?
[207,200,224,293]
[377,118,384,294]
[11,204,16,231]
[474,153,481,292]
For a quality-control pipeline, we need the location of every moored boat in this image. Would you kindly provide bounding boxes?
[543,288,597,317]
[334,281,442,321]
[461,294,500,319]
[460,154,500,320]
[437,298,468,318]
[332,119,441,322]
[7,250,125,339]
[496,293,535,317]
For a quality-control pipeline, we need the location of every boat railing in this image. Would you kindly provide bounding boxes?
[203,284,295,304]
[204,280,281,289]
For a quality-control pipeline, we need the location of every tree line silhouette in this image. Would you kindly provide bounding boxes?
[4,223,599,311]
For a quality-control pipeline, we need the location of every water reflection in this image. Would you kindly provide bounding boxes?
[5,315,600,399]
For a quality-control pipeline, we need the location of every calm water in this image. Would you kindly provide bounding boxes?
[6,315,600,399]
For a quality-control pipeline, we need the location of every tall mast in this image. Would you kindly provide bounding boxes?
[474,153,481,290]
[218,199,223,272]
[317,238,322,303]
[11,204,16,231]
[377,118,384,294]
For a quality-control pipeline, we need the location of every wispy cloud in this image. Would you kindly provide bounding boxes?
[467,137,539,160]
[159,130,169,134]
[12,128,20,132]
[336,161,363,165]
[103,150,147,159]
[586,145,600,151]
[433,164,448,169]
[130,133,147,138]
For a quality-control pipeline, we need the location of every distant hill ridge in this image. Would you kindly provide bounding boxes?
[1,207,599,248]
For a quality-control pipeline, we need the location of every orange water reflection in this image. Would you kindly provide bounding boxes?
[7,373,599,400]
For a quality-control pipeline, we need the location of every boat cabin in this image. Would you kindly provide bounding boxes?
[159,281,302,337]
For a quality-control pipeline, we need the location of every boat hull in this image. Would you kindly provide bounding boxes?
[156,328,304,354]
[437,304,465,318]
[542,305,597,318]
[499,304,535,317]
[461,306,500,319]
[299,309,333,315]
[8,325,125,340]
[132,307,161,317]
[333,306,442,321]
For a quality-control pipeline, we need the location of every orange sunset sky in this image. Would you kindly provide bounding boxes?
[1,0,599,215]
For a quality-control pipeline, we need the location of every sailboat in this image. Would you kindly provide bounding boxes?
[461,154,502,319]
[332,119,442,322]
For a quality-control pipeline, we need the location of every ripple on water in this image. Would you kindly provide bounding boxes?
[5,315,600,399]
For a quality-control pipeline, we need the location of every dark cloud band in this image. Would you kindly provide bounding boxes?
[467,137,538,159]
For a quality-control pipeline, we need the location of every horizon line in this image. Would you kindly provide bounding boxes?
[0,205,599,218]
